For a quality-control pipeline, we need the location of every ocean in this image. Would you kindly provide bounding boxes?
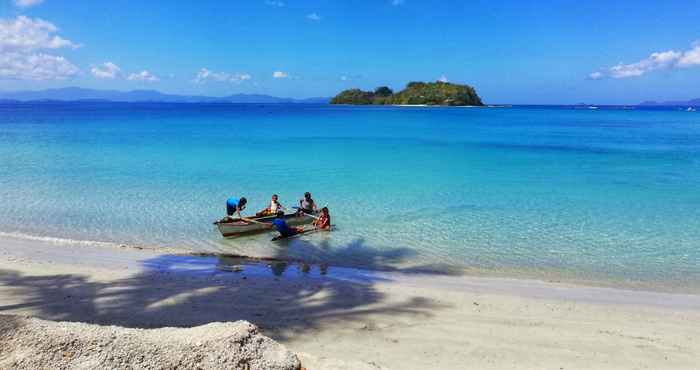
[1,102,699,290]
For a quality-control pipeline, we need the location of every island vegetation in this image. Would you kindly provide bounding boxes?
[330,81,483,106]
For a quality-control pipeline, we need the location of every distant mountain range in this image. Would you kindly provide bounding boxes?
[639,98,700,106]
[0,87,329,104]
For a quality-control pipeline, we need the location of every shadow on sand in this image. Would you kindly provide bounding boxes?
[0,238,459,340]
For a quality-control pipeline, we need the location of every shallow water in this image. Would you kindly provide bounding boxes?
[1,102,699,289]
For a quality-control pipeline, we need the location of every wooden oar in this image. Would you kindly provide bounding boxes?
[292,206,322,220]
[304,213,321,220]
[213,216,261,225]
[240,216,270,226]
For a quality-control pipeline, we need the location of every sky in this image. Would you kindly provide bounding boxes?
[0,0,699,104]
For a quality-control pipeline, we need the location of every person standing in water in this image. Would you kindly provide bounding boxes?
[272,217,305,238]
[314,207,332,230]
[265,208,331,239]
[225,196,247,219]
[256,211,304,238]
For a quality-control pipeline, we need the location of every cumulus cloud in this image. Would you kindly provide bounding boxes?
[0,16,79,52]
[91,62,121,79]
[193,68,251,84]
[590,41,700,80]
[306,13,321,21]
[678,42,700,67]
[265,0,284,7]
[438,75,448,82]
[127,70,159,82]
[0,16,80,80]
[14,0,44,8]
[0,52,79,80]
[272,71,289,79]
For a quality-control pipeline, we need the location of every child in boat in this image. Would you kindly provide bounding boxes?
[225,197,247,220]
[297,192,318,215]
[314,207,331,230]
[257,194,285,217]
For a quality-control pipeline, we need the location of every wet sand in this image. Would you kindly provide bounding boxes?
[1,235,699,369]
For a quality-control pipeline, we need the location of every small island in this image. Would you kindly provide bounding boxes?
[330,81,484,106]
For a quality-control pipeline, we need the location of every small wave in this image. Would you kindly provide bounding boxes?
[0,231,123,249]
[0,231,188,254]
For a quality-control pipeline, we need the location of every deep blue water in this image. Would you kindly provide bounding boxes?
[1,102,699,289]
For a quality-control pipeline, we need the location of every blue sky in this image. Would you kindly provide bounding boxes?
[1,0,699,104]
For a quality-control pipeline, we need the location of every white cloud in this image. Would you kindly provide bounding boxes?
[272,71,289,79]
[14,0,44,8]
[127,70,159,82]
[678,41,700,67]
[0,16,80,80]
[590,41,700,80]
[610,50,679,78]
[587,71,603,80]
[438,75,448,82]
[391,0,405,5]
[0,16,79,52]
[265,0,284,7]
[339,73,361,82]
[193,68,251,84]
[0,52,79,80]
[306,13,321,21]
[90,62,121,79]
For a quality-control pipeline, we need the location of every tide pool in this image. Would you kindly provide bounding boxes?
[1,103,699,290]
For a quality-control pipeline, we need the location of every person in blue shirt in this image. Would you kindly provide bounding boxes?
[249,210,329,240]
[225,197,247,219]
[272,217,304,238]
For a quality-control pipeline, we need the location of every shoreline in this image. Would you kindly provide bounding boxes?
[2,234,700,368]
[1,231,698,296]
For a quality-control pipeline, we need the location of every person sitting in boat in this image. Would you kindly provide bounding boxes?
[225,196,247,220]
[297,192,318,215]
[256,194,286,217]
[314,207,331,230]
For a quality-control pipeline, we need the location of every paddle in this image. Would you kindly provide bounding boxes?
[213,215,262,225]
[239,216,271,226]
[292,205,326,220]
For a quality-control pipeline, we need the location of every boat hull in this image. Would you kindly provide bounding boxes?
[214,212,316,238]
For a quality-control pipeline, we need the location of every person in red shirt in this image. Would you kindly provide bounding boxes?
[314,207,331,230]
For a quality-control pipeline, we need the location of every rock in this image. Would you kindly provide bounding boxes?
[0,314,300,370]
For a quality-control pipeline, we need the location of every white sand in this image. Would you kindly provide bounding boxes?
[1,235,699,369]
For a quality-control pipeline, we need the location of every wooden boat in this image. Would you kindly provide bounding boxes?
[214,212,317,238]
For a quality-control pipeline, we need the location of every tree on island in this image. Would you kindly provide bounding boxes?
[374,86,393,97]
[330,81,483,106]
[329,88,375,105]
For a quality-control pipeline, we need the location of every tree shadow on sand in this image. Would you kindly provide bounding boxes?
[0,238,460,341]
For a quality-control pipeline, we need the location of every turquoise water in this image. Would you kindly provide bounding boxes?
[1,103,699,289]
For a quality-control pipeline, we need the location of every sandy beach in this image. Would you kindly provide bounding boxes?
[3,0,700,368]
[1,235,699,369]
